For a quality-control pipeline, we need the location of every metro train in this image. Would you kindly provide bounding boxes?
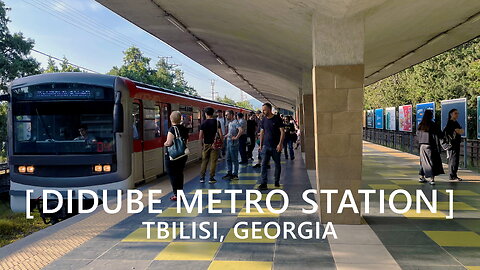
[2,73,246,212]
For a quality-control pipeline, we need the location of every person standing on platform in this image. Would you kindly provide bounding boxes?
[199,107,223,184]
[443,108,464,181]
[283,115,296,160]
[246,112,258,161]
[258,103,285,190]
[238,112,249,164]
[216,109,228,158]
[164,111,189,201]
[253,111,263,168]
[417,110,444,185]
[223,110,243,180]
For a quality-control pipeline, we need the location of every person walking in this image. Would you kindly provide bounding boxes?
[199,107,223,184]
[417,110,444,185]
[216,109,228,158]
[246,112,258,161]
[283,115,296,160]
[258,103,285,190]
[443,108,464,181]
[238,112,248,164]
[222,110,243,180]
[164,111,189,201]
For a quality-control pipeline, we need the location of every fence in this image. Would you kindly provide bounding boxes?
[363,128,480,170]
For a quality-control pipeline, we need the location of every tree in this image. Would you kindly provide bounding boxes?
[235,100,254,110]
[217,95,236,105]
[44,57,59,73]
[59,57,81,72]
[0,0,40,92]
[109,46,198,96]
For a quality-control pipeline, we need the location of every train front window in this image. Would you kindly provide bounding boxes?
[13,101,115,155]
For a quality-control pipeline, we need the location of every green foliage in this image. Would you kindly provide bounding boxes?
[217,95,254,110]
[0,0,40,92]
[365,37,480,138]
[109,46,198,96]
[44,56,81,73]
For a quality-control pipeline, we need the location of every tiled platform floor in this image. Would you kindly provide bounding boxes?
[363,142,480,270]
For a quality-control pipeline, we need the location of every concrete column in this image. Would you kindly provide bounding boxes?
[312,14,364,224]
[301,72,315,169]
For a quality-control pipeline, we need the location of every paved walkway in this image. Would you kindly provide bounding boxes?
[0,142,479,269]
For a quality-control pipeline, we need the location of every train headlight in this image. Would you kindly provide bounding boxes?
[27,166,35,173]
[94,165,103,172]
[103,165,111,172]
[18,166,26,173]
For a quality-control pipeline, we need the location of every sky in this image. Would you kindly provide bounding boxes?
[3,0,258,103]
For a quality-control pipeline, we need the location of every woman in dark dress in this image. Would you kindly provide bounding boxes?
[443,108,464,181]
[417,110,444,185]
[164,111,189,201]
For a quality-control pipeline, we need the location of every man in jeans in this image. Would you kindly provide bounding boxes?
[216,109,228,158]
[222,110,243,180]
[237,113,248,164]
[199,107,223,184]
[258,103,285,190]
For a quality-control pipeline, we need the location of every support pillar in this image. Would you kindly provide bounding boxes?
[301,72,315,170]
[312,14,364,224]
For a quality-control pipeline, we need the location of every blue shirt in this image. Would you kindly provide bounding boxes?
[261,115,284,148]
[227,119,242,141]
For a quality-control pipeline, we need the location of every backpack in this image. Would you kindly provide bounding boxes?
[213,121,224,149]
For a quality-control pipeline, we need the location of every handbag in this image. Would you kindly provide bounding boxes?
[167,126,189,160]
[441,131,454,151]
[213,121,224,149]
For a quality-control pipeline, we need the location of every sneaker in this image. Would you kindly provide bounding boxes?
[450,177,463,181]
[222,173,233,180]
[266,164,271,169]
[285,156,289,160]
[239,161,248,165]
[274,182,280,188]
[200,177,205,183]
[231,174,239,180]
[253,164,261,168]
[257,184,268,190]
[429,180,435,185]
[170,195,177,201]
[419,177,427,183]
[291,156,295,160]
[209,178,217,184]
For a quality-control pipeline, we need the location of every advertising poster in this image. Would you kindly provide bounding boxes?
[416,102,435,126]
[385,107,396,131]
[478,97,480,139]
[367,109,374,128]
[441,98,467,138]
[375,108,384,129]
[398,105,413,132]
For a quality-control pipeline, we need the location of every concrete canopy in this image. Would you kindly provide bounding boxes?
[97,0,480,110]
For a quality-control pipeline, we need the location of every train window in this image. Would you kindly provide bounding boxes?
[162,104,170,137]
[143,107,158,141]
[181,113,193,133]
[133,103,141,140]
[154,106,161,137]
[193,107,201,132]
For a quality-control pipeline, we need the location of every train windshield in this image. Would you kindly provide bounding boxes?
[12,84,115,155]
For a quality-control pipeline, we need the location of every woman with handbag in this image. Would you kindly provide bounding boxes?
[164,111,189,201]
[443,108,464,181]
[417,110,444,185]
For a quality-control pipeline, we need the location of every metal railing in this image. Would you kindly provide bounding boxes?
[363,128,478,170]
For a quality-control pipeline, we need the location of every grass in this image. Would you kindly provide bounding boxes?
[0,195,50,248]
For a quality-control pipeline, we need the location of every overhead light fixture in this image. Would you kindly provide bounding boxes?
[384,63,394,70]
[429,33,447,44]
[165,15,187,32]
[229,67,236,73]
[197,40,210,51]
[216,57,225,65]
[468,12,480,23]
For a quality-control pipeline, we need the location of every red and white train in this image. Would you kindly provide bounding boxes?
[4,73,245,212]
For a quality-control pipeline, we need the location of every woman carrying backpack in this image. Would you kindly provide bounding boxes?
[164,111,189,201]
[417,110,444,185]
[443,108,464,181]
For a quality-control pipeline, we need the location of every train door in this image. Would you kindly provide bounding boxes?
[132,100,144,184]
[142,101,163,181]
[160,103,171,173]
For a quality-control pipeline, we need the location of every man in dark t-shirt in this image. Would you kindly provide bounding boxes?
[258,103,285,189]
[199,107,223,183]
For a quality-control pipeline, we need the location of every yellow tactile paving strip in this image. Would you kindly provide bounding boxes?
[0,168,188,270]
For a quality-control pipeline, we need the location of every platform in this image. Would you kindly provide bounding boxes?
[0,142,479,270]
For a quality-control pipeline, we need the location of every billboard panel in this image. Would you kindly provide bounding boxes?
[416,102,435,126]
[375,108,384,129]
[385,107,396,131]
[441,98,467,138]
[398,105,413,132]
[367,110,374,128]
